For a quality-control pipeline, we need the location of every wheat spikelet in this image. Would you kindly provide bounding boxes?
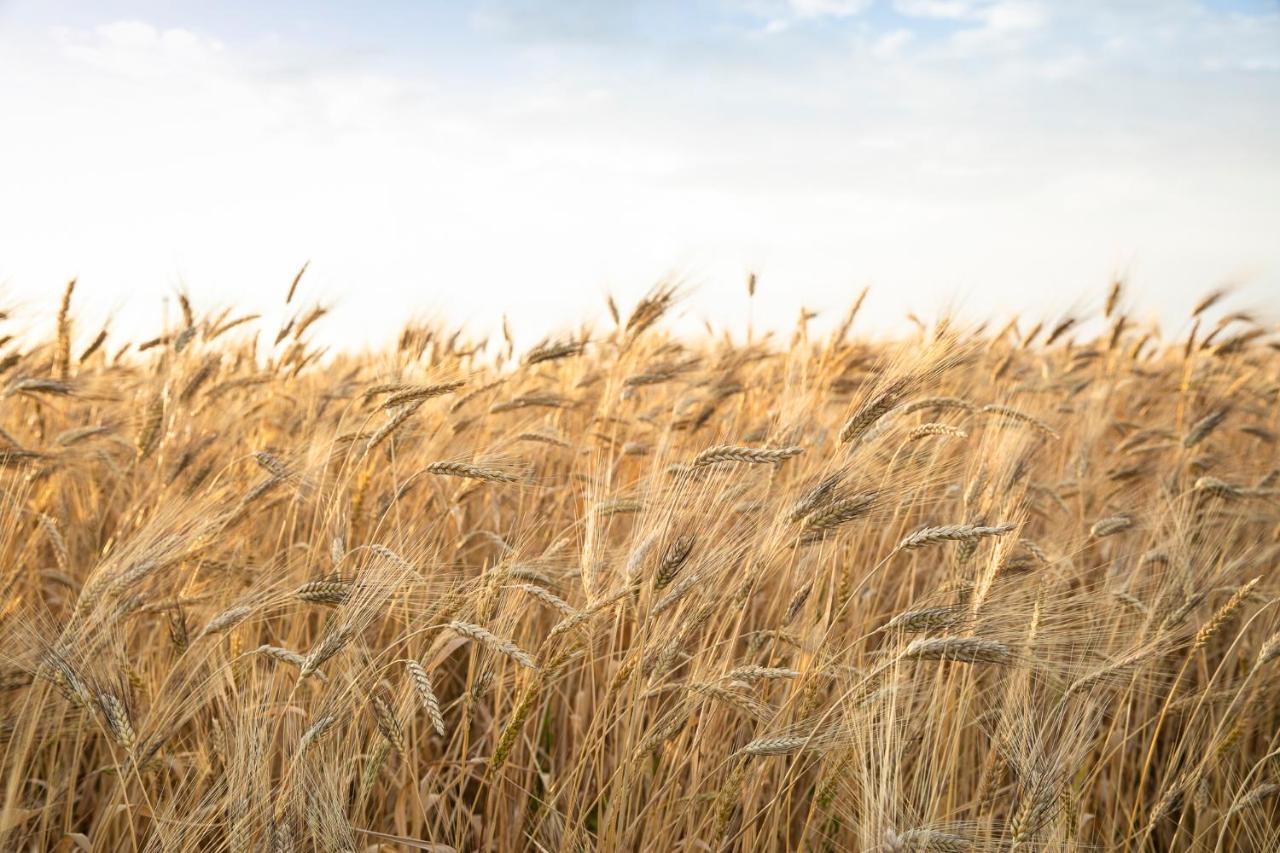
[798,490,877,544]
[548,586,632,638]
[1089,515,1133,538]
[382,381,466,409]
[205,374,272,400]
[448,621,538,670]
[653,534,695,590]
[255,645,329,683]
[1253,633,1280,671]
[1010,778,1059,849]
[206,312,259,340]
[1144,773,1191,836]
[77,325,109,364]
[907,423,968,441]
[255,644,306,669]
[839,379,908,443]
[1194,576,1261,650]
[424,461,519,483]
[515,430,570,448]
[370,686,406,756]
[300,625,355,678]
[1226,782,1280,817]
[900,396,974,415]
[595,498,644,516]
[896,522,1015,551]
[710,760,747,841]
[294,578,353,606]
[228,475,284,520]
[1184,408,1229,448]
[692,444,804,467]
[489,673,551,772]
[405,660,446,737]
[360,737,394,799]
[284,261,308,304]
[1059,647,1155,705]
[7,377,73,397]
[624,282,678,339]
[298,713,339,753]
[270,815,295,853]
[254,450,290,478]
[503,565,555,587]
[178,354,219,402]
[489,393,574,413]
[362,382,414,400]
[783,579,813,624]
[786,471,845,522]
[1193,475,1248,500]
[54,424,114,446]
[366,399,425,451]
[199,605,253,638]
[980,404,1060,439]
[902,636,1011,664]
[688,681,770,719]
[740,735,816,757]
[723,665,799,682]
[881,606,965,633]
[512,582,576,616]
[136,393,165,461]
[97,691,135,750]
[1044,315,1076,347]
[54,278,74,380]
[1104,279,1123,317]
[523,339,585,365]
[1193,287,1228,316]
[1160,591,1208,632]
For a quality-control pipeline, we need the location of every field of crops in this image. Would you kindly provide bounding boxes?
[1,279,1277,851]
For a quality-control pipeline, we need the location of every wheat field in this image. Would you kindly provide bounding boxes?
[0,278,1278,851]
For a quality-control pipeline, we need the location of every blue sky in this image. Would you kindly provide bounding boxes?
[0,1,1277,346]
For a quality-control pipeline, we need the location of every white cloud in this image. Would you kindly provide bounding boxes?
[983,1,1046,33]
[1035,51,1090,79]
[893,0,977,20]
[872,28,916,58]
[950,1,1046,50]
[53,20,225,75]
[788,0,872,18]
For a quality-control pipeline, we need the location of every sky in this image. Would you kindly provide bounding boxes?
[0,1,1278,349]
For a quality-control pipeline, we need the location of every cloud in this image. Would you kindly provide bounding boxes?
[872,28,916,58]
[52,20,225,75]
[736,0,871,32]
[949,2,1047,54]
[469,2,640,44]
[788,0,872,18]
[893,0,977,19]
